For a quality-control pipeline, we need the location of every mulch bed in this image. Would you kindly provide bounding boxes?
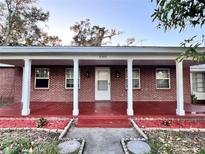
[137,119,205,129]
[0,119,68,129]
[0,118,205,129]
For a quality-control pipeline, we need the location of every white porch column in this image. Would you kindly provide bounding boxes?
[127,59,134,115]
[176,60,185,116]
[21,59,31,116]
[73,59,79,116]
[21,66,25,103]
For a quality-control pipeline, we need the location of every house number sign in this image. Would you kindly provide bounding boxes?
[99,55,108,59]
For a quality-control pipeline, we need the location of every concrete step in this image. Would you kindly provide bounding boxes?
[75,118,131,128]
[77,115,131,119]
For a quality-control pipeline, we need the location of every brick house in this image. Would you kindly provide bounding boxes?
[0,46,205,116]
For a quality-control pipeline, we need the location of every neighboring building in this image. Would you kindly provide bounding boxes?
[0,46,204,116]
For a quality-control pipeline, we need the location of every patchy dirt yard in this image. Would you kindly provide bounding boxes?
[0,129,60,154]
[146,130,205,154]
[0,129,205,154]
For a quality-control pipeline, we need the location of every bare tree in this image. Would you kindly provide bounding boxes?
[70,19,122,46]
[0,0,61,46]
[126,38,136,46]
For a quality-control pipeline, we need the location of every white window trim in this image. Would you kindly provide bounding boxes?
[156,68,171,89]
[65,68,80,89]
[125,68,141,89]
[191,72,205,93]
[34,68,50,89]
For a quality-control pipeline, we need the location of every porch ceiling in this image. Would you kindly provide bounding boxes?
[32,60,73,66]
[79,60,127,66]
[80,60,176,66]
[0,59,178,67]
[0,60,73,66]
[1,59,203,67]
[133,60,175,65]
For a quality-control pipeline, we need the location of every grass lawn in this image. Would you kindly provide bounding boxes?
[146,130,205,154]
[0,129,60,154]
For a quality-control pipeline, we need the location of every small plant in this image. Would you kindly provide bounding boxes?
[33,141,59,154]
[197,148,205,154]
[37,117,48,128]
[161,120,172,126]
[148,138,173,154]
[191,94,198,104]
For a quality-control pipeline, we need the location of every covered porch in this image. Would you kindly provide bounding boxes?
[0,59,186,117]
[1,47,205,117]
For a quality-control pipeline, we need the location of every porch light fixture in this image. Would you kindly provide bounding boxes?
[85,71,90,78]
[115,71,120,78]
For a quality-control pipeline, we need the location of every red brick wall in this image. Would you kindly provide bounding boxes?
[183,63,192,103]
[14,67,23,103]
[0,68,15,100]
[111,66,177,102]
[0,64,191,103]
[111,65,190,103]
[30,66,95,102]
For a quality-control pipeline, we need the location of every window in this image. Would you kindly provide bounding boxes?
[192,72,205,93]
[35,68,49,89]
[65,68,80,89]
[156,68,170,89]
[125,68,140,89]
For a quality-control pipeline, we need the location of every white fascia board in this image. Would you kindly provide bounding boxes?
[0,63,15,67]
[0,46,197,55]
[190,64,205,72]
[0,54,178,60]
[190,68,205,72]
[0,46,204,61]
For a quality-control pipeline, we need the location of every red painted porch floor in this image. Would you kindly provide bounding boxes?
[0,102,205,128]
[0,101,205,117]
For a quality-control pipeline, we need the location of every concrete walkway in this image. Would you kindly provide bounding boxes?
[68,128,139,154]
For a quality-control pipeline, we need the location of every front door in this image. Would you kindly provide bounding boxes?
[95,67,111,100]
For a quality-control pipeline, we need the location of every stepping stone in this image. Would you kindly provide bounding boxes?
[58,140,81,154]
[127,140,151,154]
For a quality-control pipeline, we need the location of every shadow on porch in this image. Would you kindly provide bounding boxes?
[0,101,205,118]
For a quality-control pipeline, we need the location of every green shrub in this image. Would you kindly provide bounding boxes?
[37,117,48,128]
[161,120,172,126]
[191,94,198,104]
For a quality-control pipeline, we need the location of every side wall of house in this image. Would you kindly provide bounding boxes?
[0,64,191,103]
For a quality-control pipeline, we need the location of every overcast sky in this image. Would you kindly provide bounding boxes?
[38,0,204,46]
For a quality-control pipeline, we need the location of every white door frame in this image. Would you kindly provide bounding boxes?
[95,67,111,101]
